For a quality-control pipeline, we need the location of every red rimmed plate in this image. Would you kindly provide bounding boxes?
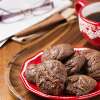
[20,48,100,100]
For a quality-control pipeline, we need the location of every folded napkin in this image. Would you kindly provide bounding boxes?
[12,8,77,43]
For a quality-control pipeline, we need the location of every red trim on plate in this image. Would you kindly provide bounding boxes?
[20,48,100,100]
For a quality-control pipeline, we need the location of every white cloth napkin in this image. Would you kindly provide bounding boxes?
[11,8,76,43]
[0,0,72,46]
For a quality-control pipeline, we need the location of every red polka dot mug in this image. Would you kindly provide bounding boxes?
[75,0,100,46]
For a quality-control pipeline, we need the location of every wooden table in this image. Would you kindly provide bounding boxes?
[0,41,31,100]
[0,21,100,100]
[0,0,100,99]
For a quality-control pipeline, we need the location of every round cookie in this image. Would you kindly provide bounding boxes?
[25,64,39,83]
[65,52,86,75]
[36,60,67,96]
[86,51,100,80]
[42,44,74,62]
[66,75,97,96]
[79,49,100,80]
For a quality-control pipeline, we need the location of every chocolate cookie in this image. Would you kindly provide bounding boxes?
[42,44,74,62]
[86,51,100,80]
[79,49,100,80]
[79,48,97,57]
[25,64,39,83]
[36,60,67,96]
[66,75,97,96]
[65,52,86,75]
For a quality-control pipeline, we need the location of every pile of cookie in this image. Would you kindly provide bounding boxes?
[25,44,100,96]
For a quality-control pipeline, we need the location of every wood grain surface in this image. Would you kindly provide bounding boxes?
[3,21,99,100]
[0,0,100,99]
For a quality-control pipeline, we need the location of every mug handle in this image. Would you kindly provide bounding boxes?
[75,0,89,14]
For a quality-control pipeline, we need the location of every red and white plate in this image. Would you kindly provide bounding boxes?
[20,48,100,100]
